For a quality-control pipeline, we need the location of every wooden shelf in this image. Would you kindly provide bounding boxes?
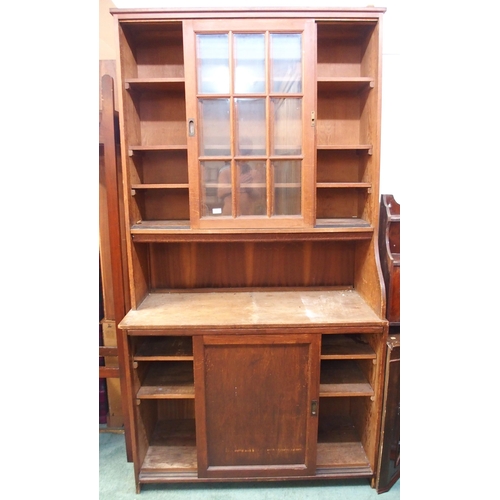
[316,416,371,472]
[134,337,193,361]
[131,184,189,190]
[120,289,385,333]
[125,78,185,92]
[317,182,371,189]
[317,145,372,154]
[321,334,376,360]
[317,77,374,92]
[320,360,374,397]
[136,362,195,399]
[129,145,188,154]
[128,218,373,242]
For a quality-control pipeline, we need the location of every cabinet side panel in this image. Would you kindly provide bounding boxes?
[354,239,385,318]
[351,331,386,468]
[129,242,150,307]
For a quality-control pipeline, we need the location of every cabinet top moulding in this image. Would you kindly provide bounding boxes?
[110,7,386,20]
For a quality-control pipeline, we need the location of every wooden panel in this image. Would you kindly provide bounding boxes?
[137,91,186,146]
[130,150,188,185]
[136,362,195,399]
[194,334,320,478]
[320,360,374,397]
[100,366,120,378]
[378,194,400,325]
[376,335,400,493]
[316,149,367,183]
[321,334,376,359]
[317,416,370,469]
[317,91,366,145]
[141,419,197,472]
[316,189,365,219]
[149,241,355,289]
[134,337,193,360]
[119,289,384,331]
[137,188,190,221]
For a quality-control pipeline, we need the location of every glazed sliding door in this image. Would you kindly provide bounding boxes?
[183,19,316,229]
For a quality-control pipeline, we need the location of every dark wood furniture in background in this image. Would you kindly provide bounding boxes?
[109,7,389,492]
[376,194,400,493]
[99,68,133,460]
[378,194,400,327]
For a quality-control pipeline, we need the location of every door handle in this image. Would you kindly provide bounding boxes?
[311,400,318,416]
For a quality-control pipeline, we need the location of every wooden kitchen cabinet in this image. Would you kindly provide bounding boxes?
[110,6,388,492]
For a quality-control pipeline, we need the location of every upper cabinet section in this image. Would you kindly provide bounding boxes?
[183,19,316,230]
[112,8,384,238]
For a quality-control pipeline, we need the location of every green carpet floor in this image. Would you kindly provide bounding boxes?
[99,430,400,499]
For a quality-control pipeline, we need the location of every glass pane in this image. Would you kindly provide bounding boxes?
[235,98,266,156]
[234,34,265,94]
[271,98,302,155]
[201,161,231,217]
[237,161,266,216]
[270,34,302,93]
[273,161,301,216]
[199,99,230,156]
[197,34,229,94]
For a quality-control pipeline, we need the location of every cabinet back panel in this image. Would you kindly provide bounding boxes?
[130,150,188,184]
[138,92,187,146]
[316,22,376,78]
[157,399,195,420]
[316,189,366,219]
[133,190,190,221]
[317,91,369,145]
[136,41,184,79]
[121,23,184,79]
[317,40,363,78]
[318,397,351,417]
[317,150,367,183]
[149,241,354,289]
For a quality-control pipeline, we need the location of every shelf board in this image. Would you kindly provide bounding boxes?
[131,184,189,190]
[317,77,374,92]
[321,334,376,360]
[134,337,193,361]
[137,361,195,399]
[314,218,371,228]
[129,218,372,242]
[129,145,188,154]
[320,360,374,397]
[125,77,185,92]
[120,289,385,333]
[317,182,371,189]
[317,145,372,154]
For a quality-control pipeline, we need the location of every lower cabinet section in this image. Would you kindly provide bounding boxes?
[128,331,386,490]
